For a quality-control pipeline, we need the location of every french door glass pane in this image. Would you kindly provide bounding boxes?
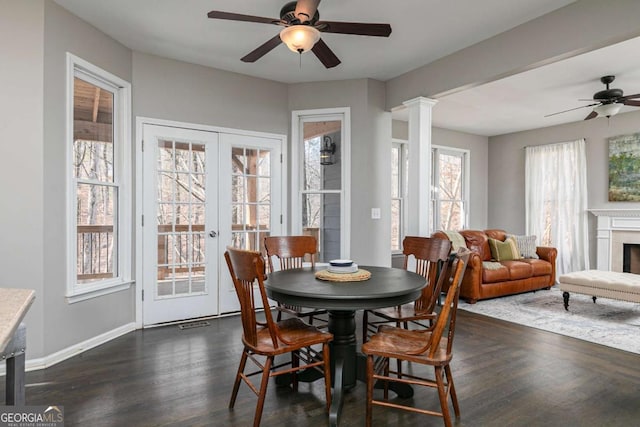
[156,139,207,298]
[231,147,272,256]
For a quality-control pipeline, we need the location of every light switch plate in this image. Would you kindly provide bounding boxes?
[371,208,381,219]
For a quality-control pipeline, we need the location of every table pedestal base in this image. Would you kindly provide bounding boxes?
[275,310,413,426]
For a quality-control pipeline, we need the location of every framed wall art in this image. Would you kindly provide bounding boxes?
[609,132,640,201]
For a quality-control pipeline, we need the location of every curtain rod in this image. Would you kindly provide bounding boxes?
[522,138,586,149]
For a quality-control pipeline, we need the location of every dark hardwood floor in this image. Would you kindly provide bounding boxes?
[3,310,640,426]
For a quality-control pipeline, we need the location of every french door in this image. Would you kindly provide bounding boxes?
[141,124,282,325]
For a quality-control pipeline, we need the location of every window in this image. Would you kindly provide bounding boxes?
[67,54,131,301]
[292,109,350,262]
[431,147,468,232]
[391,140,407,252]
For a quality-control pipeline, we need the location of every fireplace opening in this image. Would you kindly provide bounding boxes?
[622,244,640,274]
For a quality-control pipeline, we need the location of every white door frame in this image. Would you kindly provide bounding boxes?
[135,117,287,328]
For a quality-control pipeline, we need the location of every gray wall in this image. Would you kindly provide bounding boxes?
[488,109,640,265]
[289,79,392,266]
[392,121,489,230]
[42,1,135,355]
[132,52,289,135]
[0,0,45,358]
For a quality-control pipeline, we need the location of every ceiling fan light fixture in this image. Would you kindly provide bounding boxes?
[279,25,320,53]
[594,103,622,118]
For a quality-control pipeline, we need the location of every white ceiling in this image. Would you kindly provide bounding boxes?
[53,0,640,137]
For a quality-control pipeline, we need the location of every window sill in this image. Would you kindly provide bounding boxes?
[66,281,133,304]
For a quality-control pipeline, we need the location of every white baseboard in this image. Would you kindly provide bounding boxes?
[0,322,136,376]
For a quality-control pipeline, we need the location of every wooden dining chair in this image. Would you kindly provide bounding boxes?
[362,248,470,427]
[264,235,328,325]
[362,236,452,344]
[224,247,333,427]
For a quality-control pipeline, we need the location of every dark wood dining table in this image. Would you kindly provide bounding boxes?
[265,265,426,426]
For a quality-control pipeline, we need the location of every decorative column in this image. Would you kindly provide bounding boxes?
[402,97,438,237]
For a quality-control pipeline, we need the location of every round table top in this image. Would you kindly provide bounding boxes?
[265,266,426,311]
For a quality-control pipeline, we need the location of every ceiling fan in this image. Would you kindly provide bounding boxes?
[207,0,392,68]
[546,75,640,120]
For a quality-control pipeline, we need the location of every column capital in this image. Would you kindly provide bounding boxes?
[402,96,438,109]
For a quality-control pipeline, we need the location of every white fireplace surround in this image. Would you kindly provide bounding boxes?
[589,209,640,272]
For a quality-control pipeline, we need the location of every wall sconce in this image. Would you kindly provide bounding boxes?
[320,135,336,165]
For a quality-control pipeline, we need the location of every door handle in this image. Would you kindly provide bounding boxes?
[209,231,218,238]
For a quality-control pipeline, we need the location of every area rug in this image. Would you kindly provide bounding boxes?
[458,287,640,354]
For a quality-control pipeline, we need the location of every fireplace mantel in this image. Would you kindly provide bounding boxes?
[589,209,640,217]
[589,208,640,270]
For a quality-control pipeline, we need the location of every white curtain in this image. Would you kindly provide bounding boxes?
[525,139,589,276]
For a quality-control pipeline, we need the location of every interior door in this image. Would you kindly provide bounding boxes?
[218,133,283,313]
[142,124,219,325]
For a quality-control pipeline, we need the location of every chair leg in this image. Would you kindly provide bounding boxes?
[322,342,332,412]
[229,350,249,408]
[383,358,390,400]
[366,355,374,427]
[292,350,299,392]
[253,356,273,427]
[435,366,452,427]
[445,364,460,418]
[362,310,369,343]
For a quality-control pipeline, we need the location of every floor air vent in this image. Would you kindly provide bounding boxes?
[178,321,210,330]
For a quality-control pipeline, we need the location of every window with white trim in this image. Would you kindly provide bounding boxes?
[391,140,407,252]
[67,54,131,300]
[292,108,350,261]
[431,147,469,232]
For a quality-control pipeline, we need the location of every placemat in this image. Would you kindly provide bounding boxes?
[315,269,371,282]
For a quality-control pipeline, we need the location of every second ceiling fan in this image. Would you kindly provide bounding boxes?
[207,0,392,68]
[546,75,640,120]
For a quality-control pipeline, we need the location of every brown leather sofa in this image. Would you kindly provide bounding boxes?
[432,229,557,303]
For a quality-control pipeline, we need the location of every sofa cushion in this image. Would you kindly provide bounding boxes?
[501,260,534,280]
[482,264,510,283]
[460,230,492,261]
[508,234,539,259]
[488,237,520,261]
[518,258,551,276]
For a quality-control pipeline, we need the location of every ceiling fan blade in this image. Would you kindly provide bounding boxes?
[312,38,341,68]
[241,34,283,63]
[294,0,321,23]
[316,21,392,37]
[584,111,598,120]
[544,103,600,117]
[207,10,279,25]
[624,99,640,107]
[621,93,640,101]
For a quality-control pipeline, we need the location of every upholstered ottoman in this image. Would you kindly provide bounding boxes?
[558,270,640,310]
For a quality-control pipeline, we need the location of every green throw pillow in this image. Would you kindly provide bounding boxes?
[488,237,521,261]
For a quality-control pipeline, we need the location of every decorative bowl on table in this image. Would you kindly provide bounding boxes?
[328,259,358,274]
